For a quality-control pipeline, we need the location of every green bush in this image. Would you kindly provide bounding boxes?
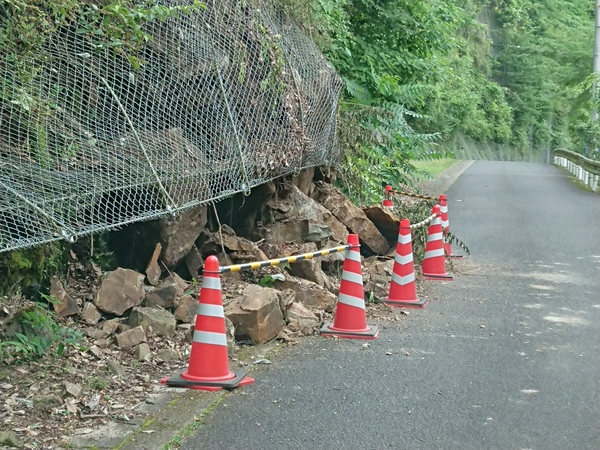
[0,300,84,363]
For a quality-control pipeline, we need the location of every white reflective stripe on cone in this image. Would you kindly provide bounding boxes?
[193,330,227,346]
[424,248,445,259]
[337,293,365,310]
[392,271,415,286]
[432,217,441,226]
[345,249,361,262]
[201,277,221,290]
[342,270,363,285]
[395,253,413,265]
[440,206,448,213]
[427,232,443,242]
[441,220,449,228]
[398,233,412,245]
[197,303,224,318]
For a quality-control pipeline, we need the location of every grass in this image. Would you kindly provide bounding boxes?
[411,159,460,178]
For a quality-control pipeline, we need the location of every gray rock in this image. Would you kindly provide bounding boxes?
[286,242,325,286]
[362,205,401,244]
[80,302,102,325]
[32,394,63,409]
[225,285,285,345]
[50,277,79,317]
[156,348,180,362]
[135,343,152,362]
[95,268,145,316]
[174,294,198,323]
[107,359,126,376]
[185,244,204,280]
[129,307,176,338]
[286,302,320,335]
[63,381,82,398]
[145,281,179,309]
[291,166,315,196]
[363,256,394,301]
[114,326,146,348]
[274,276,337,312]
[158,205,208,269]
[101,320,120,335]
[313,181,389,255]
[145,243,162,286]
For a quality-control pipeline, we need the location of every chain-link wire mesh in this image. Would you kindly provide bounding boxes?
[0,0,343,253]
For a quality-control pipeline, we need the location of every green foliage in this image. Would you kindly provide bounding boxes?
[302,0,518,201]
[258,274,276,287]
[0,301,84,363]
[1,0,206,66]
[0,244,64,296]
[492,0,594,159]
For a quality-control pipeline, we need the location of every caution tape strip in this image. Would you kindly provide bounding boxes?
[220,244,354,273]
[410,213,438,230]
[391,189,437,201]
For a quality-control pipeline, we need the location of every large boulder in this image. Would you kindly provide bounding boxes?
[50,277,79,317]
[286,184,348,244]
[273,275,337,313]
[225,285,285,344]
[362,205,401,245]
[286,302,320,335]
[283,243,325,286]
[158,205,208,269]
[313,182,389,255]
[257,183,348,246]
[174,294,198,323]
[94,268,145,316]
[145,273,187,309]
[129,307,176,338]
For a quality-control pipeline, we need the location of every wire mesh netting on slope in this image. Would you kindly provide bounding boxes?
[0,0,342,253]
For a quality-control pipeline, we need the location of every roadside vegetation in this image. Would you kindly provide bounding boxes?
[282,0,597,203]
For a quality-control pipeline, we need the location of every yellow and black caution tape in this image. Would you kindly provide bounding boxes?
[220,244,353,273]
[410,213,438,230]
[391,189,437,201]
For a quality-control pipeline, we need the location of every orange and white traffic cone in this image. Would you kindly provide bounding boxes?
[320,234,378,339]
[421,204,453,281]
[161,256,254,391]
[382,185,393,209]
[384,219,428,308]
[439,194,463,259]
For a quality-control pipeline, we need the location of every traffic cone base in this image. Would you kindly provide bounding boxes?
[320,322,379,340]
[422,272,454,281]
[383,297,429,308]
[161,371,254,392]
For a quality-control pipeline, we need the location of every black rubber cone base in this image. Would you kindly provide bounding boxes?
[383,297,428,309]
[161,370,254,391]
[320,323,379,340]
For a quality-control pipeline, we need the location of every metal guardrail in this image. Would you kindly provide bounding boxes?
[553,149,600,191]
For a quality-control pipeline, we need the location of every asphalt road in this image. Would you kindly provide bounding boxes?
[181,161,600,450]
